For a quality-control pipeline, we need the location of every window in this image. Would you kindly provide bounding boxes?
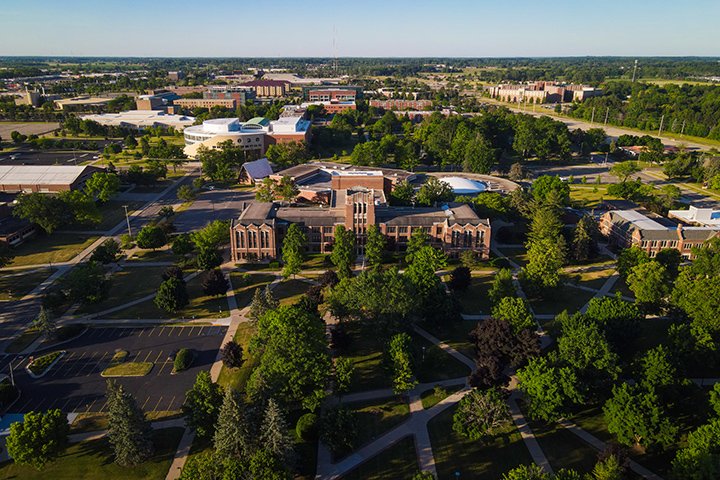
[399,226,408,233]
[387,226,396,233]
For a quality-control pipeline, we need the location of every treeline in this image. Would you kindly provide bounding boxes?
[568,81,720,139]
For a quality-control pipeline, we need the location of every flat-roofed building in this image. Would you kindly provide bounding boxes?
[304,86,363,102]
[238,79,290,97]
[599,209,720,259]
[301,100,356,114]
[174,98,237,109]
[204,86,256,105]
[54,96,114,110]
[81,110,195,131]
[668,205,720,227]
[370,99,433,111]
[0,165,103,194]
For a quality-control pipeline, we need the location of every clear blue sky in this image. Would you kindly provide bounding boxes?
[1,0,718,57]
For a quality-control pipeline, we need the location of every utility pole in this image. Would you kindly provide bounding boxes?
[680,120,686,136]
[590,106,596,125]
[123,205,132,238]
[604,107,609,125]
[658,114,665,136]
[9,359,14,386]
[631,59,638,83]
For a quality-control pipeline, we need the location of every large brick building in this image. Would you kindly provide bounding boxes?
[230,168,491,262]
[599,209,720,259]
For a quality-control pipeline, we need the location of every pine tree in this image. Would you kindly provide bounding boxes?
[260,398,295,466]
[572,214,599,262]
[248,287,269,323]
[34,306,56,340]
[106,380,154,466]
[264,284,279,310]
[213,388,252,459]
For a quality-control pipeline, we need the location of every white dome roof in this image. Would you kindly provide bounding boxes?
[441,176,487,195]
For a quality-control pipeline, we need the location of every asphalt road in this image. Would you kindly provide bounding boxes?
[173,187,254,232]
[4,325,226,414]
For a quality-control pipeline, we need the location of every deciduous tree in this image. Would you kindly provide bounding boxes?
[5,409,69,470]
[281,223,306,278]
[183,371,224,440]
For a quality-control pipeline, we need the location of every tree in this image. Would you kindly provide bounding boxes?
[334,357,355,398]
[106,380,154,466]
[508,162,525,181]
[62,261,108,304]
[320,407,358,455]
[248,288,270,323]
[610,161,641,183]
[416,177,454,206]
[655,248,682,280]
[201,269,229,296]
[391,180,416,205]
[448,265,472,291]
[255,177,275,202]
[124,135,138,148]
[260,399,295,465]
[585,296,642,350]
[556,312,620,383]
[183,371,224,440]
[34,306,56,340]
[154,277,188,313]
[405,227,429,264]
[13,192,70,233]
[710,383,720,417]
[176,184,196,202]
[281,223,306,278]
[330,225,356,278]
[571,215,599,262]
[220,341,244,369]
[191,220,229,251]
[603,382,678,449]
[532,175,570,205]
[489,268,516,304]
[136,224,167,250]
[172,233,194,256]
[248,305,330,410]
[213,388,251,459]
[6,409,69,469]
[626,261,669,305]
[671,418,720,480]
[197,247,223,270]
[492,297,535,333]
[388,333,417,395]
[275,176,299,203]
[671,240,720,332]
[84,172,120,202]
[517,356,583,421]
[265,141,309,168]
[591,455,625,480]
[364,224,385,269]
[196,141,245,182]
[452,388,511,440]
[91,238,121,264]
[522,206,566,295]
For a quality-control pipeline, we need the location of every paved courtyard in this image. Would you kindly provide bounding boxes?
[3,325,226,414]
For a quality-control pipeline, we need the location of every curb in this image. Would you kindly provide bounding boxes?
[25,350,66,379]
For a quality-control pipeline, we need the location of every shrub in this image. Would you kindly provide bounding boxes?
[268,261,281,270]
[296,413,318,442]
[174,348,194,372]
[220,341,244,369]
[0,379,18,408]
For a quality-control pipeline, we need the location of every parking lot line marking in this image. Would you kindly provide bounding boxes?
[84,398,97,413]
[153,396,164,412]
[188,326,196,336]
[64,352,89,377]
[141,350,153,363]
[72,397,87,413]
[158,326,166,336]
[58,396,74,411]
[152,350,164,364]
[98,400,108,413]
[138,328,145,337]
[86,352,108,376]
[156,358,171,375]
[17,397,34,412]
[148,327,156,337]
[166,396,177,411]
[141,396,152,410]
[48,352,76,377]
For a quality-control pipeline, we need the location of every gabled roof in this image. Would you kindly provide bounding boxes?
[241,158,273,181]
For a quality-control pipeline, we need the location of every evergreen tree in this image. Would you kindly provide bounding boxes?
[364,224,385,269]
[183,371,224,440]
[571,214,599,262]
[34,306,56,340]
[213,388,252,459]
[264,284,279,310]
[260,399,295,466]
[248,288,269,323]
[106,380,154,466]
[330,225,356,278]
[281,223,306,278]
[220,340,244,369]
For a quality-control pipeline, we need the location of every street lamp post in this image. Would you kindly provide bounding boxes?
[123,205,132,238]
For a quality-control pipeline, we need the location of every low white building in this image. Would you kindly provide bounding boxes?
[669,205,720,227]
[81,110,195,131]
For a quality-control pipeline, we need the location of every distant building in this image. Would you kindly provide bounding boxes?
[599,209,720,259]
[204,86,256,105]
[668,205,720,227]
[54,96,114,110]
[303,86,362,102]
[174,98,238,110]
[230,167,490,261]
[0,165,103,194]
[0,203,36,247]
[300,100,356,114]
[135,91,181,111]
[168,71,185,81]
[370,99,433,111]
[238,79,290,98]
[488,82,602,104]
[239,157,273,185]
[81,110,195,131]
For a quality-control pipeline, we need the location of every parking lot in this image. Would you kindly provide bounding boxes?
[2,325,227,414]
[0,149,99,166]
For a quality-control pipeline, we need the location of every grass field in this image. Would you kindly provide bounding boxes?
[342,436,419,480]
[231,272,277,308]
[126,248,176,263]
[101,361,154,377]
[0,268,54,300]
[525,415,600,474]
[565,266,616,291]
[79,265,166,314]
[0,427,183,480]
[417,320,477,360]
[570,184,619,208]
[338,322,392,393]
[346,396,410,454]
[414,333,471,383]
[496,247,528,267]
[420,384,464,410]
[529,285,597,316]
[429,405,533,479]
[273,279,310,306]
[68,200,145,232]
[450,271,495,314]
[9,233,99,267]
[216,322,259,391]
[5,327,41,354]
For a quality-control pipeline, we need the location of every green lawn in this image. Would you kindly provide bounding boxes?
[79,265,167,314]
[0,427,183,480]
[414,333,471,383]
[338,322,392,393]
[417,321,477,360]
[342,436,419,480]
[570,184,620,209]
[273,278,311,306]
[231,272,277,308]
[126,248,176,263]
[565,266,616,291]
[429,404,533,479]
[609,277,635,300]
[525,415,600,474]
[0,268,55,301]
[102,361,154,377]
[451,272,495,314]
[68,200,145,232]
[497,247,528,267]
[217,322,259,391]
[107,273,229,320]
[420,384,464,410]
[346,396,410,453]
[9,233,99,267]
[5,327,41,354]
[302,253,330,270]
[529,285,597,316]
